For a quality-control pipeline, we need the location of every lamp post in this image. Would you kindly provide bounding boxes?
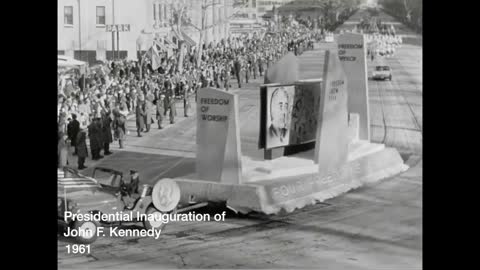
[112,0,116,61]
[77,0,82,61]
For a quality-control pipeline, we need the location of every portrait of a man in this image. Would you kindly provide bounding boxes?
[266,86,294,148]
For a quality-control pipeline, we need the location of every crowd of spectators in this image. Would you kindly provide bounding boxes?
[58,27,320,170]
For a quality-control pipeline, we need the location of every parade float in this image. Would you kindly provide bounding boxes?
[153,33,408,214]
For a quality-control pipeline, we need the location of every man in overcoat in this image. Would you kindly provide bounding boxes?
[67,114,80,155]
[135,98,146,137]
[88,118,103,160]
[101,109,113,155]
[76,129,88,170]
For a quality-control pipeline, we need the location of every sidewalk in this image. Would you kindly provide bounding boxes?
[64,75,265,172]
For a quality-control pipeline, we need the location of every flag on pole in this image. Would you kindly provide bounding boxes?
[151,40,162,70]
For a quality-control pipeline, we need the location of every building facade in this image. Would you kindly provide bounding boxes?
[256,0,289,16]
[58,0,232,64]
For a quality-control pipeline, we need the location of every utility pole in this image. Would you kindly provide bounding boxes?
[77,0,82,61]
[112,0,116,61]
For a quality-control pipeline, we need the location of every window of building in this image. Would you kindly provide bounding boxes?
[153,4,157,21]
[64,6,73,26]
[96,6,106,25]
[252,0,257,8]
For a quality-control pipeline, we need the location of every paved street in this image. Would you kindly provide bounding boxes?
[59,8,422,269]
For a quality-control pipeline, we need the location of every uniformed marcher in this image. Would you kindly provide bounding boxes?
[144,94,154,132]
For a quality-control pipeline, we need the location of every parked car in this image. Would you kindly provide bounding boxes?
[372,65,392,80]
[57,167,171,244]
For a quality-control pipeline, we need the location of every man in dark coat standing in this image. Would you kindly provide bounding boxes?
[76,129,88,170]
[101,109,113,155]
[67,114,80,155]
[244,60,250,84]
[88,118,103,160]
[234,57,242,88]
[135,97,146,137]
[258,55,264,76]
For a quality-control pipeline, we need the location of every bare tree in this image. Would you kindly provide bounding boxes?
[186,0,249,67]
[170,0,191,72]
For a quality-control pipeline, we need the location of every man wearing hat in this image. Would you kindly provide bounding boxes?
[67,114,80,155]
[135,95,146,137]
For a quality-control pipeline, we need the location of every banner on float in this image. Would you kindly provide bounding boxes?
[337,33,370,141]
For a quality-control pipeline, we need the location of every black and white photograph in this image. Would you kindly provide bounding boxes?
[266,85,294,148]
[57,0,422,269]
